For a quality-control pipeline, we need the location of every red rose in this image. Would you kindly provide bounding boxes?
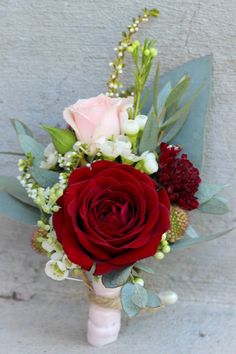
[53,160,170,275]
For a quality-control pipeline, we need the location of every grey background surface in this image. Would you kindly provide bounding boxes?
[0,1,236,353]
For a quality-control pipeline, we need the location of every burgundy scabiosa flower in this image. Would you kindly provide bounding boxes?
[157,143,201,210]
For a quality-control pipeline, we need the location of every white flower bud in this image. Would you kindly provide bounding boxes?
[123,120,139,136]
[143,152,158,174]
[135,115,148,130]
[45,260,69,281]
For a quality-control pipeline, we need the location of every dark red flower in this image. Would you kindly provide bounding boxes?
[157,143,201,210]
[53,160,170,275]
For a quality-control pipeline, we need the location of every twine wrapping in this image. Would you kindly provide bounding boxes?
[81,271,164,313]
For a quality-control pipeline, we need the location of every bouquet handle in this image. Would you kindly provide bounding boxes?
[87,278,121,347]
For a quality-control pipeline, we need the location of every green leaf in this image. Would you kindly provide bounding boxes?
[153,63,160,116]
[42,125,77,154]
[160,103,190,143]
[120,283,140,318]
[11,119,34,137]
[199,196,230,215]
[195,182,228,205]
[0,176,36,207]
[134,262,155,274]
[30,167,59,188]
[143,55,212,169]
[171,227,235,251]
[0,151,24,156]
[131,284,148,308]
[139,112,159,153]
[160,102,190,130]
[156,81,172,116]
[102,266,133,288]
[0,191,40,225]
[146,290,161,308]
[165,75,191,109]
[18,135,44,165]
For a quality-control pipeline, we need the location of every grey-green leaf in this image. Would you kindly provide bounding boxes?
[102,266,133,288]
[18,134,44,165]
[131,285,148,308]
[146,290,161,308]
[165,75,191,109]
[0,176,36,207]
[160,103,190,143]
[199,196,230,215]
[30,167,59,188]
[171,227,234,251]
[195,182,228,205]
[156,81,172,116]
[139,112,159,153]
[0,191,40,225]
[143,55,212,169]
[11,119,34,137]
[160,102,190,130]
[120,283,140,318]
[134,262,155,274]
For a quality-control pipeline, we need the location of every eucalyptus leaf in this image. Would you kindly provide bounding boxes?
[199,196,230,215]
[165,75,191,109]
[31,167,59,188]
[143,55,212,169]
[0,151,24,156]
[18,134,44,165]
[120,283,140,318]
[146,290,161,308]
[131,284,148,308]
[102,266,133,288]
[160,103,190,143]
[160,102,191,130]
[195,182,228,205]
[139,112,159,153]
[156,81,172,116]
[185,225,199,239]
[11,119,34,137]
[171,227,234,251]
[153,63,160,116]
[0,191,40,225]
[134,262,155,274]
[0,176,36,207]
[42,125,77,154]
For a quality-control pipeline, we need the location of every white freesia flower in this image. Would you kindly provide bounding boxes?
[41,143,58,170]
[143,152,158,174]
[135,115,148,130]
[50,250,64,261]
[45,260,69,281]
[122,119,139,136]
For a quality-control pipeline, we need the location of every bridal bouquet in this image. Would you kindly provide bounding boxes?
[0,8,232,347]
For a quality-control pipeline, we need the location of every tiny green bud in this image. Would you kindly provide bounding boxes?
[162,245,171,254]
[127,46,134,53]
[144,49,150,56]
[161,240,169,247]
[155,251,165,260]
[134,277,144,286]
[133,40,140,47]
[150,48,158,57]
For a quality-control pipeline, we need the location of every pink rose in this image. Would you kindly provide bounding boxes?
[63,94,133,147]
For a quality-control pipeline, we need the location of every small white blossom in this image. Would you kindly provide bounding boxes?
[135,115,148,130]
[122,120,139,136]
[45,260,69,281]
[143,152,159,174]
[41,143,58,170]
